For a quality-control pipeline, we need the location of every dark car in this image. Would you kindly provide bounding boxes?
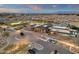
[28,48,38,54]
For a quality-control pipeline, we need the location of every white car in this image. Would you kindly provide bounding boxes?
[46,36,56,43]
[40,36,57,44]
[47,39,57,44]
[40,37,48,42]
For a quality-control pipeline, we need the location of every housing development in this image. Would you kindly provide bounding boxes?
[0,4,79,54]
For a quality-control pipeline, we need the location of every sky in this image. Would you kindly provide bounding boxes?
[0,4,79,13]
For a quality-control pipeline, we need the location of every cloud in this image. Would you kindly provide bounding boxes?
[0,8,22,13]
[26,5,59,11]
[26,5,44,10]
[32,6,43,10]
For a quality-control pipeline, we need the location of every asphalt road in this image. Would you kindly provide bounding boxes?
[7,29,74,54]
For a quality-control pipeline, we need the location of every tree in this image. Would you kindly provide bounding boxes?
[20,32,24,36]
[70,25,79,31]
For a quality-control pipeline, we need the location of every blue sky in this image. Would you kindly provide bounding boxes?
[0,4,79,13]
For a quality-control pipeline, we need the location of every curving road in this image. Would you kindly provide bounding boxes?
[7,29,74,54]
